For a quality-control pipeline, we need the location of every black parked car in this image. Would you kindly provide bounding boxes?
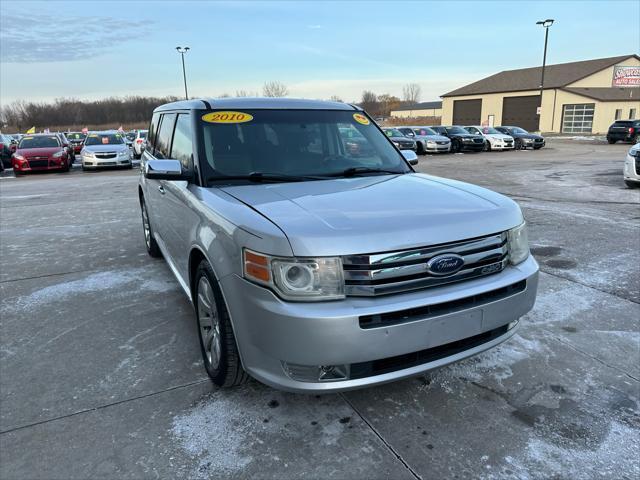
[382,128,417,151]
[495,126,545,150]
[431,126,484,153]
[0,134,13,169]
[607,120,640,144]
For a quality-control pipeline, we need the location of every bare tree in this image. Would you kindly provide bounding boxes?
[377,94,402,116]
[262,81,289,98]
[402,83,421,105]
[330,95,343,103]
[360,90,378,115]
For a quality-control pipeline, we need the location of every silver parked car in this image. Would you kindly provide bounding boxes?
[397,126,451,154]
[81,131,132,170]
[139,98,538,393]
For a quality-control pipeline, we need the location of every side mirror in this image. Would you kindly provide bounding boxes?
[144,159,189,180]
[402,150,419,166]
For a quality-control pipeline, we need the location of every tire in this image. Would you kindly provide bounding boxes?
[140,198,162,258]
[625,180,639,188]
[514,139,523,150]
[61,161,70,173]
[416,141,425,155]
[607,138,616,144]
[194,260,249,388]
[451,140,461,153]
[483,140,491,152]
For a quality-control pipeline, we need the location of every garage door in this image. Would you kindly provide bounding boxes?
[501,95,541,131]
[452,99,481,125]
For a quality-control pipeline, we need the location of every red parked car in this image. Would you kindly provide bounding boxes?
[12,134,71,174]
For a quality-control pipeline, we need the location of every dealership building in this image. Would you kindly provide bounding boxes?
[390,101,443,119]
[440,54,639,134]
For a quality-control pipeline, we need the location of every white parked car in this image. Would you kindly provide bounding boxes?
[465,126,514,151]
[132,130,148,159]
[623,143,640,188]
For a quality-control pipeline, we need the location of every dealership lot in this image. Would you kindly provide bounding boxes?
[1,139,638,479]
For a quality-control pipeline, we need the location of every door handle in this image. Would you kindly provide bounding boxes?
[158,185,165,194]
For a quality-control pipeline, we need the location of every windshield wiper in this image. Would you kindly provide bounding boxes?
[328,167,407,178]
[206,172,327,185]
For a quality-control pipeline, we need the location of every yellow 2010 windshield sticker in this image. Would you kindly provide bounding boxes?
[202,111,254,124]
[353,113,370,125]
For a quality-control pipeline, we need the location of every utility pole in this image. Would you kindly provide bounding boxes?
[176,46,190,100]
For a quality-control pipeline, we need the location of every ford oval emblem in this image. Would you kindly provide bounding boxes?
[426,254,465,276]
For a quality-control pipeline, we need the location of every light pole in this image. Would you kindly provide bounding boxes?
[176,46,190,100]
[536,19,554,110]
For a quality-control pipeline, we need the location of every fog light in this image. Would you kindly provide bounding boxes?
[282,362,350,382]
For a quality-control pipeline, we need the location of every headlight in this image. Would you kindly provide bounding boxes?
[52,150,64,158]
[82,150,94,157]
[426,140,436,145]
[243,249,344,301]
[508,222,529,265]
[392,141,399,146]
[629,148,640,157]
[463,138,473,143]
[13,154,25,161]
[118,150,130,157]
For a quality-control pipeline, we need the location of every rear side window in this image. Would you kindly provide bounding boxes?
[147,113,161,153]
[170,114,193,169]
[154,113,177,159]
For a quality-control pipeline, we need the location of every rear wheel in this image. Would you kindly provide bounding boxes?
[625,180,639,188]
[194,261,249,388]
[607,138,616,144]
[141,198,162,257]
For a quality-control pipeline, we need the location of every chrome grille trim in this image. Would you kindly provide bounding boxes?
[343,232,508,296]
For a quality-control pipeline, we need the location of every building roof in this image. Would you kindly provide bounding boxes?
[561,87,640,102]
[442,54,640,97]
[155,97,359,112]
[391,101,443,112]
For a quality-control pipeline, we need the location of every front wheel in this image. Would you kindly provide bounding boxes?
[141,198,162,257]
[514,139,523,150]
[483,140,491,152]
[451,140,461,153]
[195,261,249,388]
[625,180,639,188]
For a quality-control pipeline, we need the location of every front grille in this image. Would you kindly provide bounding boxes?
[534,138,543,143]
[27,159,49,168]
[343,232,508,296]
[349,324,510,379]
[95,153,116,159]
[400,142,414,148]
[474,138,483,144]
[635,157,640,175]
[99,161,117,166]
[436,141,448,145]
[359,280,526,329]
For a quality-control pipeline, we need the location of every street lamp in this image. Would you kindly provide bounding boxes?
[536,19,554,110]
[176,46,190,100]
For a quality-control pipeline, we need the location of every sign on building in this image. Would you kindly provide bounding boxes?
[612,65,640,87]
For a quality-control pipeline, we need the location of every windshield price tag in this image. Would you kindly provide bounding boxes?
[353,113,370,125]
[202,111,254,124]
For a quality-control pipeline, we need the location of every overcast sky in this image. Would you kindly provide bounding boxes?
[1,0,638,104]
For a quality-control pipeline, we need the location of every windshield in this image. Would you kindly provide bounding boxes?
[125,132,137,141]
[84,133,125,146]
[18,136,60,149]
[478,127,501,134]
[383,128,403,137]
[413,127,437,136]
[445,126,468,135]
[508,127,528,134]
[139,131,147,138]
[66,132,86,140]
[198,109,409,180]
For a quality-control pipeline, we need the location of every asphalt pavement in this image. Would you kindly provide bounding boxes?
[1,139,638,479]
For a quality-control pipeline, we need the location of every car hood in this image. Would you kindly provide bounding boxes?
[452,134,483,139]
[416,135,450,142]
[486,134,513,141]
[514,133,543,140]
[388,136,414,142]
[220,173,523,256]
[16,147,62,156]
[83,144,128,152]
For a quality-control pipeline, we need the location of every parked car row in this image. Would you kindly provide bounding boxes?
[5,130,148,175]
[385,125,545,154]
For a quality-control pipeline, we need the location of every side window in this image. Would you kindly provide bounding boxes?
[147,112,161,154]
[467,127,479,134]
[170,114,193,169]
[154,113,177,159]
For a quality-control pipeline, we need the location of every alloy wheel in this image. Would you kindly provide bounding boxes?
[197,276,222,370]
[141,203,151,249]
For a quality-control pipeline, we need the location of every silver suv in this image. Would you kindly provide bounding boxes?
[139,98,539,393]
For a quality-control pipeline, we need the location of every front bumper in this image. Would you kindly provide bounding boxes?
[491,142,514,150]
[82,155,131,168]
[461,142,485,152]
[220,255,539,393]
[425,143,450,152]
